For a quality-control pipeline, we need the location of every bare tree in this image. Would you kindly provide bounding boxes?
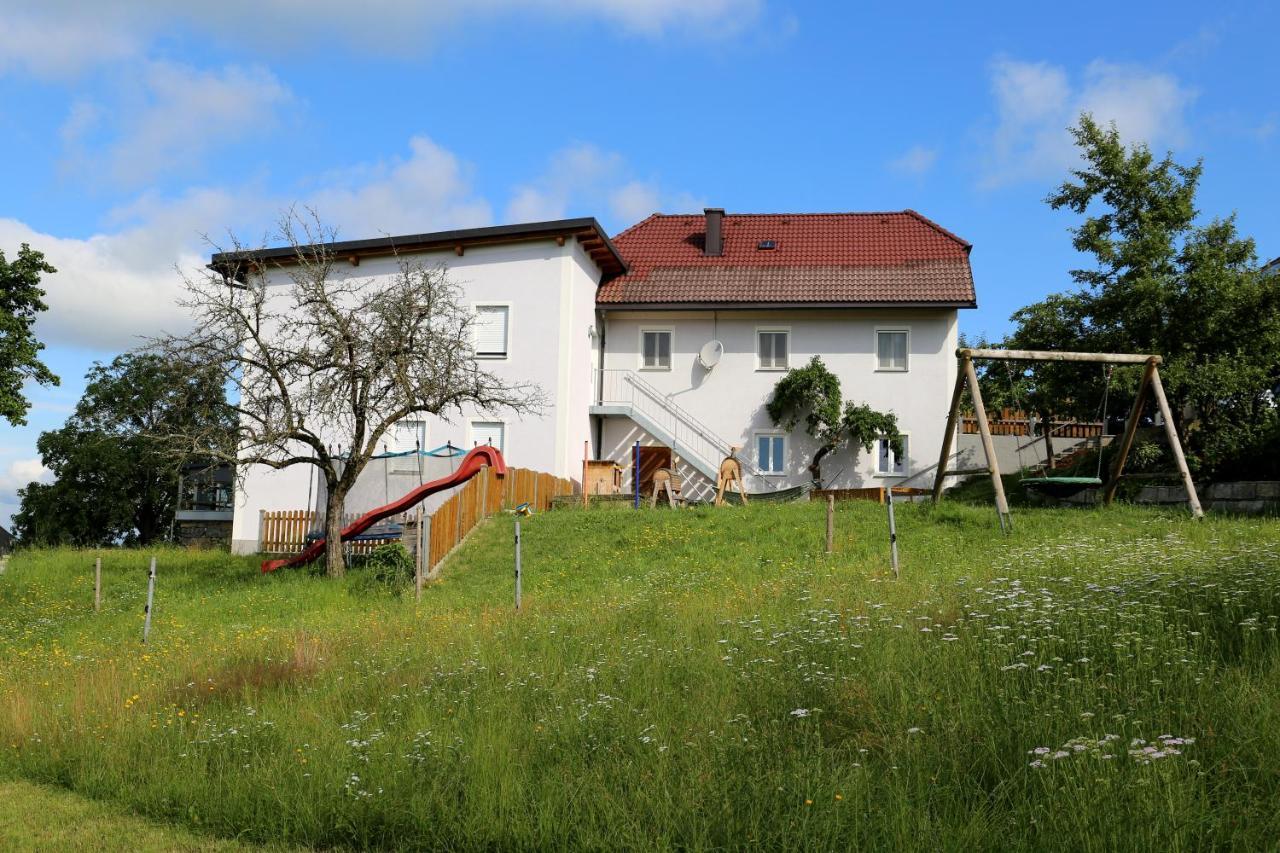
[152,210,542,576]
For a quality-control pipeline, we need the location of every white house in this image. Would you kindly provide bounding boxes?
[224,208,976,553]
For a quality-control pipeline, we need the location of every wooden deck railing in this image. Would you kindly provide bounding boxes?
[961,409,1102,438]
[259,466,575,573]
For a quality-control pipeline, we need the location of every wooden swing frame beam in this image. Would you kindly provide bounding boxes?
[932,348,1203,530]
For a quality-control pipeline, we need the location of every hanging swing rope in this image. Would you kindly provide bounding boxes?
[1093,366,1114,480]
[1001,360,1034,479]
[1021,364,1115,496]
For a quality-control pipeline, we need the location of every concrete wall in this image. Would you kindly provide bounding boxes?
[231,238,601,554]
[597,308,961,493]
[953,432,1092,476]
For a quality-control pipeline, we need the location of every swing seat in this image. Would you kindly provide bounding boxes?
[1022,476,1103,498]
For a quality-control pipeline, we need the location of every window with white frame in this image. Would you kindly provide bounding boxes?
[756,433,786,474]
[641,329,672,370]
[387,418,426,454]
[757,329,789,370]
[474,305,509,358]
[876,435,908,475]
[471,421,505,452]
[876,329,909,371]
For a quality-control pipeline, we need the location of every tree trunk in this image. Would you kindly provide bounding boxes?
[324,487,346,578]
[809,443,835,487]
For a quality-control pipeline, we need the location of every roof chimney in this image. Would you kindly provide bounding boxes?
[703,208,724,257]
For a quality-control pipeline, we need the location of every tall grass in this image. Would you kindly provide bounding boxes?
[0,500,1277,850]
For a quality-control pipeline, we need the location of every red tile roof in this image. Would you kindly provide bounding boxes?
[598,211,976,307]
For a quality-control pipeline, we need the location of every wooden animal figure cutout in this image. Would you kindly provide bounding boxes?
[715,448,748,506]
[650,467,677,508]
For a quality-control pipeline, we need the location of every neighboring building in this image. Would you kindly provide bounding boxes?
[175,461,234,548]
[224,209,976,553]
[0,525,12,556]
[223,220,622,554]
[1262,256,1280,278]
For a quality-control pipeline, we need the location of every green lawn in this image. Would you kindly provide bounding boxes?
[0,779,276,851]
[1,499,1277,850]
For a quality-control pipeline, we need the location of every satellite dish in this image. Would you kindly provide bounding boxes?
[698,340,724,369]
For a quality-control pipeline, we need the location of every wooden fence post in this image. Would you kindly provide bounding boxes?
[886,487,900,579]
[514,519,522,611]
[454,483,464,550]
[423,513,438,582]
[142,556,156,644]
[825,494,834,554]
[414,507,425,600]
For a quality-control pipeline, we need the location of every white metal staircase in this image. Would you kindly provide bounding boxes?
[590,369,773,487]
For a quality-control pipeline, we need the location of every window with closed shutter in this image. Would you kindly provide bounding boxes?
[387,419,426,454]
[474,305,509,357]
[471,421,505,452]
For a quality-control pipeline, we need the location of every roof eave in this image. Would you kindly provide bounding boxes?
[597,299,977,311]
[209,217,628,282]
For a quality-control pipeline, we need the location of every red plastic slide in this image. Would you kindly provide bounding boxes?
[261,445,506,572]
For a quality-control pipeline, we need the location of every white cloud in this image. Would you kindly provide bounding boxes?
[3,134,694,354]
[888,144,939,177]
[506,145,626,222]
[307,136,493,238]
[0,458,51,495]
[2,1,764,78]
[0,138,491,353]
[2,136,492,352]
[0,195,223,352]
[609,182,664,224]
[980,58,1196,188]
[61,61,294,187]
[0,11,140,79]
[506,143,701,224]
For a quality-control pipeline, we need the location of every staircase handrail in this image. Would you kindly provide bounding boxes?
[595,369,775,485]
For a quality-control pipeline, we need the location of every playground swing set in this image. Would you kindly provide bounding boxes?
[932,347,1204,532]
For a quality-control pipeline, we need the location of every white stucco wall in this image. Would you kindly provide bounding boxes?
[231,238,600,554]
[596,308,961,494]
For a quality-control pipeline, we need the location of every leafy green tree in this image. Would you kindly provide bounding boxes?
[13,352,235,546]
[1004,115,1280,477]
[0,244,59,425]
[766,355,902,485]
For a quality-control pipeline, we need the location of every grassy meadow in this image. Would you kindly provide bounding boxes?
[1,498,1278,850]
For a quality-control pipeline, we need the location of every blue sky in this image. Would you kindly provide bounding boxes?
[1,1,1277,524]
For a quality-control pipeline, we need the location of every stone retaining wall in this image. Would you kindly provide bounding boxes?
[1135,481,1280,515]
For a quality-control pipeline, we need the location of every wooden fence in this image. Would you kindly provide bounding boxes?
[258,466,575,573]
[259,510,412,555]
[425,467,572,570]
[961,408,1102,438]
